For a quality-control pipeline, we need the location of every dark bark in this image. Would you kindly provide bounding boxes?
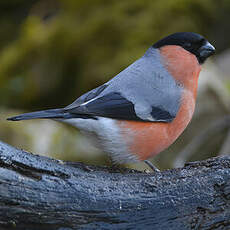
[0,141,230,230]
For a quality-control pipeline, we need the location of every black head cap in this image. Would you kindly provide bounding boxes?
[153,32,215,64]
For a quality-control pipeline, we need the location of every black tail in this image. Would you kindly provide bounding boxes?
[7,108,73,121]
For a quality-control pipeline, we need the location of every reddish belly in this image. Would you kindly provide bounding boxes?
[117,91,195,160]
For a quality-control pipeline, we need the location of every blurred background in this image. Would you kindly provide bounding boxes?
[0,0,230,170]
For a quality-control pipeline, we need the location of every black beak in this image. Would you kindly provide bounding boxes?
[198,41,215,64]
[199,41,215,58]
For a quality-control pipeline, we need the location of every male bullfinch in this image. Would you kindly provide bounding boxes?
[8,32,215,171]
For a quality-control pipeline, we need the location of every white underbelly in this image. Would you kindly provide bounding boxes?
[61,117,139,163]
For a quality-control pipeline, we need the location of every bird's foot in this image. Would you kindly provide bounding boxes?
[144,160,160,172]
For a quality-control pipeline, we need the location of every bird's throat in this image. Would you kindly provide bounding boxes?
[160,45,201,100]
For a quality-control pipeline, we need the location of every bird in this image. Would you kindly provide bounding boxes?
[7,32,215,171]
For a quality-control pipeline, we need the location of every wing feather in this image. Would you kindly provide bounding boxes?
[66,92,175,122]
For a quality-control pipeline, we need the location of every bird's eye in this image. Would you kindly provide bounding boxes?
[200,38,206,45]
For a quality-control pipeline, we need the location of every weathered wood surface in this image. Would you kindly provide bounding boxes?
[0,141,230,230]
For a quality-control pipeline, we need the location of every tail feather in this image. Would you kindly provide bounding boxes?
[7,108,71,121]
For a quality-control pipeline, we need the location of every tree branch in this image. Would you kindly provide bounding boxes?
[0,141,230,230]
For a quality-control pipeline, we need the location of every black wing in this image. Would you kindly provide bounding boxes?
[66,92,174,122]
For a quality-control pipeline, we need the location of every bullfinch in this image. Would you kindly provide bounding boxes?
[8,32,215,171]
